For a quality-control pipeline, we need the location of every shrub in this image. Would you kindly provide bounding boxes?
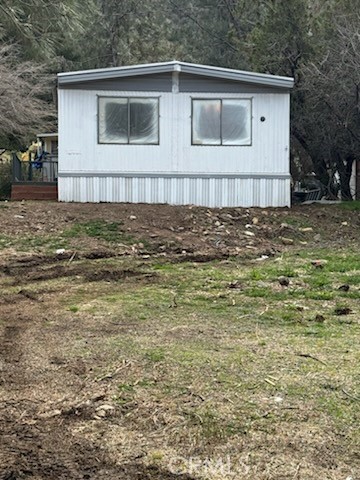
[0,161,11,200]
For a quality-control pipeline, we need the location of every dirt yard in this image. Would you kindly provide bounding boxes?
[0,201,359,479]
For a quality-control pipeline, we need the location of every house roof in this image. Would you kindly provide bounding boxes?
[57,60,294,89]
[36,133,58,138]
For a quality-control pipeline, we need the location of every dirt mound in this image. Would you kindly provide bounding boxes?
[0,201,358,262]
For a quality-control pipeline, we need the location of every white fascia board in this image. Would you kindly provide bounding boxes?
[57,60,294,89]
[179,62,294,88]
[57,61,178,85]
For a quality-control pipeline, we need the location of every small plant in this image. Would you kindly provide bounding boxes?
[281,311,296,322]
[277,266,297,278]
[145,348,165,362]
[249,269,264,281]
[149,450,164,462]
[68,305,79,313]
[117,382,135,393]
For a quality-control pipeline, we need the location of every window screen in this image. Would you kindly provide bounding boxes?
[192,99,251,146]
[98,97,159,144]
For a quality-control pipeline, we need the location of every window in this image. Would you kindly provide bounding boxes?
[50,140,58,155]
[98,97,159,144]
[192,99,251,146]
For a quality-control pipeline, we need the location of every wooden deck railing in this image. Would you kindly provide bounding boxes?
[12,153,58,183]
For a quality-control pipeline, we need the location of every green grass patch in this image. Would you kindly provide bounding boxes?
[337,200,360,211]
[64,219,137,244]
[64,220,123,240]
[68,305,79,313]
[144,348,166,362]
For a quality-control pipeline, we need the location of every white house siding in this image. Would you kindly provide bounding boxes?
[58,89,290,207]
[58,176,289,208]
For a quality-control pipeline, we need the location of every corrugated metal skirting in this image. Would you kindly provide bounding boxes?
[58,176,290,207]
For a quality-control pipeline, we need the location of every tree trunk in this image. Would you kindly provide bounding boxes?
[335,153,354,201]
[292,129,338,196]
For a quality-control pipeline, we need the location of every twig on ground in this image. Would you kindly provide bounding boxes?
[169,294,177,308]
[265,378,276,386]
[293,463,301,479]
[190,392,205,402]
[296,353,327,365]
[17,410,27,422]
[97,361,131,382]
[110,322,138,326]
[342,388,360,401]
[68,251,77,264]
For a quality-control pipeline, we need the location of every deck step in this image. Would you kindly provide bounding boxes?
[11,184,58,201]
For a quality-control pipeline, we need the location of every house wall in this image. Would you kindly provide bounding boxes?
[58,88,290,207]
[43,136,58,155]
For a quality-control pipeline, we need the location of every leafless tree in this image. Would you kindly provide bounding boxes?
[299,13,360,199]
[0,45,56,148]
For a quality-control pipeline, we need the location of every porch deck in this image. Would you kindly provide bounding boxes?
[11,182,58,201]
[11,153,58,201]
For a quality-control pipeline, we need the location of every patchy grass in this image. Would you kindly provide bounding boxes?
[45,248,360,477]
[0,208,359,478]
[337,200,360,211]
[0,219,147,252]
[0,233,69,251]
[63,219,145,246]
[17,234,68,251]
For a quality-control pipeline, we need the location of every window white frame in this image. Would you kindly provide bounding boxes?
[98,96,160,145]
[191,98,252,146]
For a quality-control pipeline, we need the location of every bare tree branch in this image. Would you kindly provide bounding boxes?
[0,44,56,147]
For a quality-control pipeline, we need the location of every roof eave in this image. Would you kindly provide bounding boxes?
[57,61,294,89]
[57,63,177,86]
[36,132,58,138]
[179,64,294,89]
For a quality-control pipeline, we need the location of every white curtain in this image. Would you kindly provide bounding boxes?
[98,97,159,144]
[192,98,251,146]
[129,98,159,144]
[192,99,221,145]
[222,99,251,146]
[99,97,128,144]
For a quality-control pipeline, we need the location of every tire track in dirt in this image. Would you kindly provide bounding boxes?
[0,269,194,479]
[0,305,31,387]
